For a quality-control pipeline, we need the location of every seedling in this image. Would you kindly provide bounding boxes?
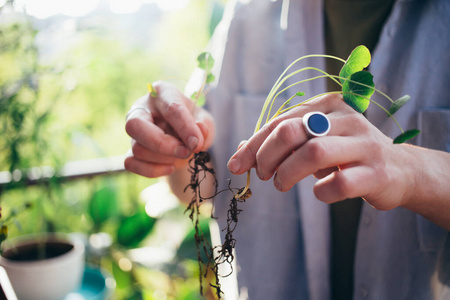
[182,52,222,297]
[236,45,419,198]
[149,52,223,297]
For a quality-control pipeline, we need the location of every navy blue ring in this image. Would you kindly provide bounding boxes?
[302,112,330,137]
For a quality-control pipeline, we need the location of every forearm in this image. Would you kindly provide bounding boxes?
[401,145,450,231]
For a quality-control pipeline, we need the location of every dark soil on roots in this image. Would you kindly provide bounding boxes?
[184,151,252,299]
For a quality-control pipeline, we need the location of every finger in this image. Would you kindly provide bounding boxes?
[233,140,257,170]
[228,116,287,174]
[252,111,357,180]
[124,156,175,178]
[126,116,191,158]
[196,121,213,152]
[228,95,350,175]
[195,107,215,151]
[273,136,367,191]
[313,165,376,204]
[313,166,340,179]
[153,82,204,152]
[126,107,151,122]
[131,142,179,165]
[237,140,247,150]
[255,118,308,180]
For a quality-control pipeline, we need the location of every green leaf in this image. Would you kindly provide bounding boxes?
[88,186,119,227]
[197,52,214,71]
[196,94,206,107]
[393,129,420,144]
[116,208,156,248]
[206,73,215,84]
[339,45,371,83]
[146,83,158,97]
[342,71,375,113]
[389,95,411,115]
[190,92,206,107]
[296,91,305,96]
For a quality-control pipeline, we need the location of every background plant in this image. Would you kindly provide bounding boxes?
[0,0,226,299]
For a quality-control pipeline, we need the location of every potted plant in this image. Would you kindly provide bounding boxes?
[0,232,85,300]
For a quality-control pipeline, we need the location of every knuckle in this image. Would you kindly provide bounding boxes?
[345,112,361,125]
[265,117,282,133]
[373,162,391,185]
[131,143,145,159]
[354,114,371,133]
[332,173,353,199]
[154,135,166,153]
[242,143,257,161]
[342,112,368,131]
[152,80,171,96]
[274,120,300,146]
[304,139,327,164]
[152,80,164,89]
[164,102,184,118]
[369,140,384,158]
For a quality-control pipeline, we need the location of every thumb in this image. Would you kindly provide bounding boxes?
[196,121,213,151]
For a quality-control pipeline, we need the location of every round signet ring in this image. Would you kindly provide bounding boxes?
[302,112,331,138]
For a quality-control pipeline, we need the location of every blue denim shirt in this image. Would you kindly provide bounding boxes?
[206,0,450,299]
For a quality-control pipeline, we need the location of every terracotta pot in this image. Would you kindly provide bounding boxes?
[0,233,85,300]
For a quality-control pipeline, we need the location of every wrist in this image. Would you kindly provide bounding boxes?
[398,144,450,230]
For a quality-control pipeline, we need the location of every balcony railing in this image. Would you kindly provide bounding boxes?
[0,156,127,188]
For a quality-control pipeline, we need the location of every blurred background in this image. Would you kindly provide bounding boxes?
[0,0,226,299]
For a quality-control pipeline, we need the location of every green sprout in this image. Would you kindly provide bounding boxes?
[190,52,215,108]
[146,83,158,97]
[236,45,420,198]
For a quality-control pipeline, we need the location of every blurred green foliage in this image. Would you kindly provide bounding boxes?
[0,0,224,299]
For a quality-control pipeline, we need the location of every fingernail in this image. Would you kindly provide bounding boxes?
[188,136,199,151]
[256,167,265,180]
[228,158,240,174]
[175,145,190,158]
[274,176,282,191]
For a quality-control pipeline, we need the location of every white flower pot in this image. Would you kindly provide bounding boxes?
[0,233,85,300]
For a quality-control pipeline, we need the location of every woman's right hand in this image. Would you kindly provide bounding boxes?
[124,81,215,178]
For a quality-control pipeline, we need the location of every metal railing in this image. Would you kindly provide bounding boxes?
[0,156,127,187]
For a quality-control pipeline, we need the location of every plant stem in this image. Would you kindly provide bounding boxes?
[191,75,207,115]
[265,71,342,124]
[274,90,404,133]
[256,55,346,133]
[235,171,251,199]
